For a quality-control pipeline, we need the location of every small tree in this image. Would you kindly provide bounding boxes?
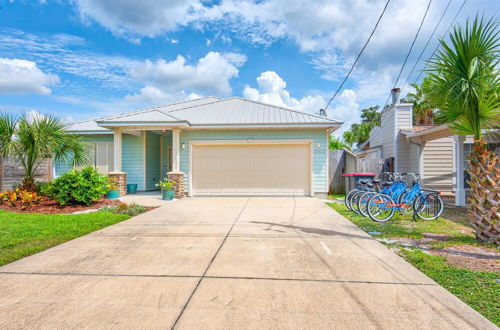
[403,78,436,125]
[426,16,500,244]
[328,136,350,150]
[0,112,88,191]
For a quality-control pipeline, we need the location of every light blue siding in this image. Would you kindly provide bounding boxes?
[161,132,172,179]
[122,132,145,191]
[54,135,113,177]
[179,129,328,194]
[145,131,161,190]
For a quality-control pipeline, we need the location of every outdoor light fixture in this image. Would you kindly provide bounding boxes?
[317,143,321,149]
[181,143,186,149]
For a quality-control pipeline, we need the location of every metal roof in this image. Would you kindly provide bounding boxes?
[69,96,342,132]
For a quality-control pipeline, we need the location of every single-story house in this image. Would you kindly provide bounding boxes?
[359,99,499,206]
[61,97,342,197]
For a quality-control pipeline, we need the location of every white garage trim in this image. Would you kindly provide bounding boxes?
[188,139,314,197]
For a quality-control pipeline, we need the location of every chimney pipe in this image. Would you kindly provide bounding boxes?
[391,88,400,105]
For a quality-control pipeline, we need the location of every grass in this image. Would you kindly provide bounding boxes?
[0,210,129,267]
[401,249,500,326]
[327,202,500,326]
[327,202,485,248]
[328,193,346,200]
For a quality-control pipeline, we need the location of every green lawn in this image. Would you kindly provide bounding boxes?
[327,202,500,326]
[328,202,480,248]
[0,210,129,267]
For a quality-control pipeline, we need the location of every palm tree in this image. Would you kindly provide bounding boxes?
[404,78,436,125]
[0,112,88,191]
[426,16,500,244]
[329,136,350,150]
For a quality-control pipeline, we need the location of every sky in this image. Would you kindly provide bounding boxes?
[0,0,497,136]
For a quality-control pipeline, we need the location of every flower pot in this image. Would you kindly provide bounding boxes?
[106,190,120,199]
[161,189,175,201]
[126,184,138,194]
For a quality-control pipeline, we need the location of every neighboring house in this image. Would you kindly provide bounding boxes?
[61,97,342,197]
[360,96,499,206]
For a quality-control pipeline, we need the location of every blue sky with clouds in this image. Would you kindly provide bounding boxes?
[0,0,497,134]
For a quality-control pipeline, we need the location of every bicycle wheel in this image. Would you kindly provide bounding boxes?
[367,194,395,222]
[350,191,364,214]
[358,191,376,217]
[413,193,444,220]
[397,191,414,214]
[345,190,359,211]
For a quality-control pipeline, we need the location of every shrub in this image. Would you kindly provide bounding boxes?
[45,167,111,205]
[0,188,41,208]
[155,178,176,190]
[100,203,148,216]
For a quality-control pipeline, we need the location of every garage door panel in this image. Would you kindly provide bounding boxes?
[192,144,310,196]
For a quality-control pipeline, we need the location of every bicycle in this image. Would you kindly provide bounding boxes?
[366,175,443,222]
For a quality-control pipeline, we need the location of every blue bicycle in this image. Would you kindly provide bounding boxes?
[366,174,444,222]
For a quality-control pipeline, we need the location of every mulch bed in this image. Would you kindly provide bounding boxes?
[0,196,121,214]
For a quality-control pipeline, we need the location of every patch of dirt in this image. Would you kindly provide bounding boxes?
[0,196,121,214]
[386,236,500,273]
[430,245,500,274]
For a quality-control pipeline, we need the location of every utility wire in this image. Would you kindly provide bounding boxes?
[412,0,468,85]
[400,0,452,95]
[382,0,433,109]
[324,0,391,112]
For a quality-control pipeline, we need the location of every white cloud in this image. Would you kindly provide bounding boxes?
[75,0,206,38]
[243,71,357,125]
[0,58,59,95]
[127,51,246,104]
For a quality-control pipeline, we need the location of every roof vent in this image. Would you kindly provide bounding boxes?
[391,88,400,105]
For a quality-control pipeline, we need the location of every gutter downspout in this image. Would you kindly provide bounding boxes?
[407,135,423,180]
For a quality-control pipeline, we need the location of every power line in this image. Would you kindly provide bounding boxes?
[324,0,391,112]
[412,0,468,85]
[400,0,452,95]
[382,0,433,109]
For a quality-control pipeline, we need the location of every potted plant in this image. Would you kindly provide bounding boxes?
[106,177,120,199]
[156,178,176,200]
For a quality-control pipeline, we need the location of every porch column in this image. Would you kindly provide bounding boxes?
[454,135,466,206]
[113,129,122,172]
[167,128,184,197]
[172,128,180,172]
[110,128,126,196]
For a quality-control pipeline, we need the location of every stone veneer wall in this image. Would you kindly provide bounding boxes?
[0,157,52,190]
[167,172,184,198]
[108,172,127,196]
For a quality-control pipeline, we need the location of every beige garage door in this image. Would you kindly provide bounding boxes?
[192,144,310,196]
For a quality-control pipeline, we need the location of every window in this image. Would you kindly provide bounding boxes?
[76,142,114,174]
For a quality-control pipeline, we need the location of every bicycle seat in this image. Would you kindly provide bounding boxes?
[382,182,393,187]
[366,183,374,188]
[372,179,381,183]
[360,179,369,184]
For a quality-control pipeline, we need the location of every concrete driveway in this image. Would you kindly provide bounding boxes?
[0,197,495,329]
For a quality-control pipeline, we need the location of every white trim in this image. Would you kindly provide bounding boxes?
[172,129,181,172]
[325,130,329,193]
[143,130,147,190]
[453,135,466,206]
[394,106,398,172]
[188,139,314,197]
[113,129,122,172]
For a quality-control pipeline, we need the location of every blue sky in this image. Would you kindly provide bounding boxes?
[0,0,497,135]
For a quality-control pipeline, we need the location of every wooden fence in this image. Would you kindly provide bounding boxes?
[328,149,384,194]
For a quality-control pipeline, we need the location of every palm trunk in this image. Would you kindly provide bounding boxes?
[467,139,499,245]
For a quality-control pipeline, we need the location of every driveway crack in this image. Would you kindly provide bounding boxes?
[170,198,250,329]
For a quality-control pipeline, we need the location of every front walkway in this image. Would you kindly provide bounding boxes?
[0,197,495,329]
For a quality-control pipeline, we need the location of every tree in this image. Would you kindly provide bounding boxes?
[0,113,88,191]
[403,78,436,125]
[342,106,381,149]
[328,136,350,150]
[426,16,500,244]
